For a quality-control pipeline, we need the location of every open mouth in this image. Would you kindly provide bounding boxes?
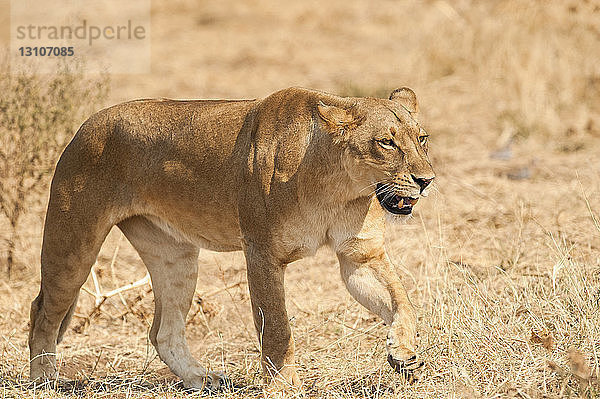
[375,184,418,215]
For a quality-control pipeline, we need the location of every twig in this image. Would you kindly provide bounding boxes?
[197,281,246,298]
[102,274,150,298]
[86,348,103,381]
[291,298,312,315]
[197,303,213,333]
[76,274,151,332]
[80,274,151,302]
[73,296,108,332]
[108,235,127,307]
[90,264,103,306]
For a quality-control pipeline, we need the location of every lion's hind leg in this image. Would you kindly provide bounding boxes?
[29,192,114,382]
[117,216,225,391]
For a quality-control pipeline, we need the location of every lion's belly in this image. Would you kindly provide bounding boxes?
[145,212,243,252]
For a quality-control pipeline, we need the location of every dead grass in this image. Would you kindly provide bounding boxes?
[1,0,600,397]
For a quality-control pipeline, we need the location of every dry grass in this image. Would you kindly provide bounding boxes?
[1,0,600,397]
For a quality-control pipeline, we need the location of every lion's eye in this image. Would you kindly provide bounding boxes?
[377,138,395,150]
[418,135,429,146]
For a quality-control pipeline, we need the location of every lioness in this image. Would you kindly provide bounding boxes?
[29,87,434,390]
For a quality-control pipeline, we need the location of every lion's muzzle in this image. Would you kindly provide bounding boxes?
[375,184,419,215]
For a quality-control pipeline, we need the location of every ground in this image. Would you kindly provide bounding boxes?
[1,0,600,397]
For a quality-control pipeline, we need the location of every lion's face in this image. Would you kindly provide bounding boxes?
[318,88,435,216]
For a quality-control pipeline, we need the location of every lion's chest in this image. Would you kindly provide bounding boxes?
[282,241,321,264]
[275,213,334,264]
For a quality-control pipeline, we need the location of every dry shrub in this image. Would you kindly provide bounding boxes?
[0,58,108,278]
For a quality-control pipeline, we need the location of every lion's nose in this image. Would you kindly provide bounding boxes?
[412,175,434,192]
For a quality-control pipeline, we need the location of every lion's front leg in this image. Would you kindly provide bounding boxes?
[336,245,423,378]
[244,244,301,392]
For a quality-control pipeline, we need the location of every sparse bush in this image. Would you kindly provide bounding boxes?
[0,59,109,278]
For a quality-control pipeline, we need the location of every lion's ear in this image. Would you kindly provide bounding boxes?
[317,102,364,133]
[389,87,419,114]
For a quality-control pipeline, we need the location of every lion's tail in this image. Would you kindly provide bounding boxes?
[56,292,79,344]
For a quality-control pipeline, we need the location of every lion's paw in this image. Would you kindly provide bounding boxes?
[183,370,230,392]
[387,352,424,382]
[264,366,302,396]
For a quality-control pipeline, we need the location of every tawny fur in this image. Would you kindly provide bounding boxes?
[28,87,434,391]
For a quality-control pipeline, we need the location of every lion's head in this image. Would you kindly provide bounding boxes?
[317,87,435,216]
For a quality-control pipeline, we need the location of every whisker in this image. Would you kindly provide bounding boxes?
[374,183,394,198]
[358,179,393,194]
[366,185,387,198]
[382,187,398,202]
[383,193,397,202]
[375,183,393,194]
